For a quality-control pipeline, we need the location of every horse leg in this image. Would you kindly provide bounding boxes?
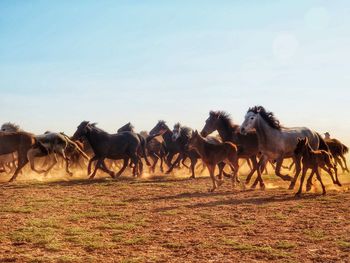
[99,160,116,178]
[245,156,258,184]
[166,153,182,174]
[27,148,48,174]
[43,154,59,176]
[289,156,302,189]
[216,162,225,180]
[8,152,29,182]
[181,156,190,169]
[251,156,267,190]
[130,155,139,177]
[306,170,315,192]
[138,157,143,176]
[115,158,129,177]
[295,166,308,197]
[275,157,292,181]
[149,153,158,173]
[340,155,350,173]
[159,154,164,173]
[315,168,326,195]
[334,156,346,174]
[89,159,103,179]
[207,164,218,192]
[87,156,98,176]
[189,156,198,179]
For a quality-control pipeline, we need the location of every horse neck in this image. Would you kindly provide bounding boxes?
[162,129,173,144]
[216,118,234,141]
[193,136,206,156]
[255,115,280,148]
[84,128,103,151]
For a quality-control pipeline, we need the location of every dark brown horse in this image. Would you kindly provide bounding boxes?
[294,137,340,196]
[149,121,181,170]
[72,121,148,179]
[324,134,349,173]
[201,111,259,185]
[188,131,239,192]
[0,132,37,182]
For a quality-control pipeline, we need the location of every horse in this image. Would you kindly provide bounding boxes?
[0,132,37,182]
[164,123,201,178]
[324,133,349,173]
[187,130,240,192]
[72,121,147,179]
[1,123,86,176]
[149,121,181,170]
[240,106,329,190]
[200,111,260,183]
[294,137,339,196]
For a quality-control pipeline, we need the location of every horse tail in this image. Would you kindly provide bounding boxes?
[139,134,151,166]
[317,133,330,152]
[342,143,349,155]
[63,134,90,160]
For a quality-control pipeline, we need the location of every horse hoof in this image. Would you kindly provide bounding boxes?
[208,188,215,192]
[283,175,293,181]
[189,176,195,179]
[322,192,326,195]
[336,181,342,187]
[260,184,266,190]
[295,192,302,198]
[250,184,257,190]
[306,185,312,192]
[288,183,295,190]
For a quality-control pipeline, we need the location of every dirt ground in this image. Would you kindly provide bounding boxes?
[0,166,350,263]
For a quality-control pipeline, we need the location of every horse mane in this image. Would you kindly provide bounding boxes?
[248,106,282,130]
[1,122,21,132]
[180,126,192,139]
[118,122,135,133]
[210,110,239,131]
[88,122,108,134]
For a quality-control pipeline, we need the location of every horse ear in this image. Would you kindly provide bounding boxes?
[297,137,301,142]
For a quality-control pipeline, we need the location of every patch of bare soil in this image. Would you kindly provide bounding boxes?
[0,169,350,263]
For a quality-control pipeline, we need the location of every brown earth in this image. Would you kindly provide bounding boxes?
[0,167,350,263]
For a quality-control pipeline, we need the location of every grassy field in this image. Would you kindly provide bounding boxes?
[0,168,350,263]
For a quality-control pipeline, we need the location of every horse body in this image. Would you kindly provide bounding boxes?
[325,137,349,173]
[72,121,143,178]
[149,121,181,169]
[200,111,259,182]
[294,137,340,196]
[187,131,239,192]
[240,106,324,189]
[0,132,36,181]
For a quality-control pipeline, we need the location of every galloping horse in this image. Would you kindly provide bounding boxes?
[72,121,147,178]
[294,137,339,196]
[149,121,181,170]
[201,111,259,183]
[0,131,37,182]
[240,106,329,189]
[187,131,239,192]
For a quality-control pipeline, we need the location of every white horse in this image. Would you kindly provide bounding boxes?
[240,106,329,189]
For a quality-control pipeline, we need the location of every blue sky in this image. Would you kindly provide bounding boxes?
[0,1,349,143]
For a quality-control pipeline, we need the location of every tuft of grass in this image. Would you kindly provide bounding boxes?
[27,218,61,229]
[68,211,121,221]
[96,222,136,231]
[221,239,290,259]
[10,226,56,246]
[275,240,297,250]
[123,237,146,245]
[163,242,186,250]
[56,255,78,263]
[303,229,325,240]
[337,240,350,251]
[0,206,34,214]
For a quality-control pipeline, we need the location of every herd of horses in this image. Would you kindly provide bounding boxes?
[0,106,348,196]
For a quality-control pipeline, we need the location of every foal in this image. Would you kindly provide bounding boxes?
[187,130,239,192]
[294,137,339,196]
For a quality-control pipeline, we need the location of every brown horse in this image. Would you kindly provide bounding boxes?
[0,132,37,182]
[187,130,239,192]
[201,111,260,185]
[324,133,349,173]
[294,137,339,196]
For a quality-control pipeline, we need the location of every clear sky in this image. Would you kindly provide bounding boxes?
[0,1,349,144]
